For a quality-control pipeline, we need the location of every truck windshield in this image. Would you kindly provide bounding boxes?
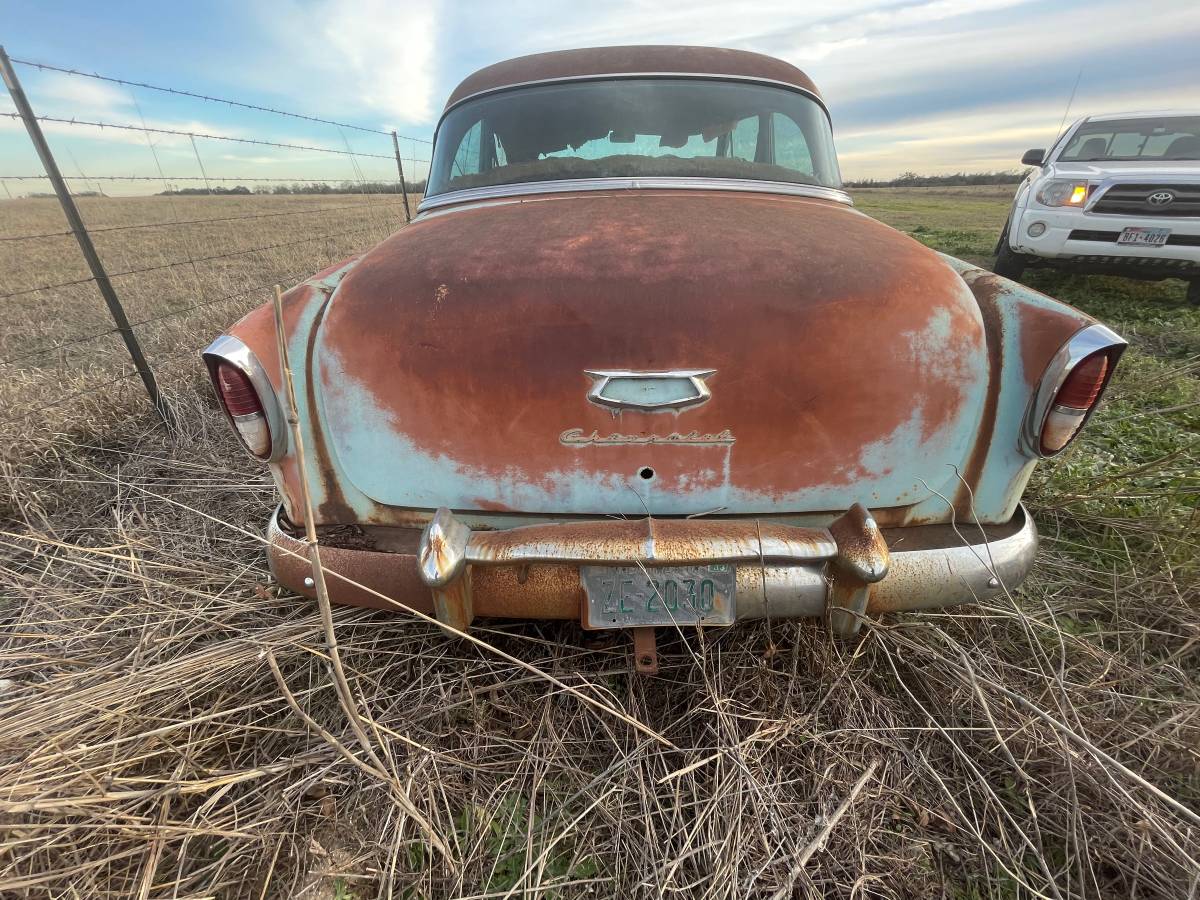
[1059,116,1200,162]
[426,78,841,197]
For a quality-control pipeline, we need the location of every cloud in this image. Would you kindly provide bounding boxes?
[245,0,441,126]
[4,0,1197,189]
[32,71,134,116]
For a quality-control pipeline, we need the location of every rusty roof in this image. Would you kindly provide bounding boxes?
[444,45,822,111]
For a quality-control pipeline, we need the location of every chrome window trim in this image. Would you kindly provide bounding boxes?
[417,177,853,214]
[1020,322,1127,458]
[443,72,830,119]
[201,334,288,463]
[584,368,716,412]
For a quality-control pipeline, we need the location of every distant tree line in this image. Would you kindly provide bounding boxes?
[28,191,103,198]
[844,171,1028,188]
[158,179,427,196]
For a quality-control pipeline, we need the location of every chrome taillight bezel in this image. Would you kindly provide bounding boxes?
[202,335,287,462]
[1021,322,1126,459]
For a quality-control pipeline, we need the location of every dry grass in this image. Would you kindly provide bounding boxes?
[1,190,1198,898]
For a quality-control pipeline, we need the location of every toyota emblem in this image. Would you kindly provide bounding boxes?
[1147,190,1176,206]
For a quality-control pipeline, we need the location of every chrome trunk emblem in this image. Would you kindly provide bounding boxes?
[584,369,715,412]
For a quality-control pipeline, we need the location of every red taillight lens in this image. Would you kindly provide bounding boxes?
[1054,353,1108,409]
[213,361,271,458]
[1040,351,1111,455]
[216,363,262,416]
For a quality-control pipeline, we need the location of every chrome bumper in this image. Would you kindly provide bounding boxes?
[267,504,1038,636]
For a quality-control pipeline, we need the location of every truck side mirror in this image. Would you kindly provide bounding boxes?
[1021,148,1046,166]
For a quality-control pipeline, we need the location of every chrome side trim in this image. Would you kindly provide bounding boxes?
[1020,323,1127,458]
[417,177,853,214]
[201,334,287,463]
[584,368,715,412]
[443,72,829,119]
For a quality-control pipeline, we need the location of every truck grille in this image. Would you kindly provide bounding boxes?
[1091,184,1200,217]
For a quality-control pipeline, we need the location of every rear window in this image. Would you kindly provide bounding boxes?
[427,78,841,196]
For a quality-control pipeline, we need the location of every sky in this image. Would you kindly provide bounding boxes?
[1,0,1198,195]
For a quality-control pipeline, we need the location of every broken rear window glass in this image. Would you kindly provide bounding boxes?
[426,78,841,196]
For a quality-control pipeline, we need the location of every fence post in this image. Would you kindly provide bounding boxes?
[0,46,170,425]
[390,131,412,223]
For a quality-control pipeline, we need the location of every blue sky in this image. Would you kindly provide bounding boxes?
[2,0,1198,194]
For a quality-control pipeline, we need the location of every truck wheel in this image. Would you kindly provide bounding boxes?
[992,222,1027,281]
[993,240,1027,281]
[1188,280,1200,306]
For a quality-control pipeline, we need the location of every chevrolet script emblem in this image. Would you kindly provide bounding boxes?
[584,369,715,412]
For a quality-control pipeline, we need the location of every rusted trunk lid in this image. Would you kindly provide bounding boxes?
[314,190,989,517]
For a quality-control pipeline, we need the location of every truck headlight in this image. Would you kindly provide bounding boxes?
[1036,181,1089,207]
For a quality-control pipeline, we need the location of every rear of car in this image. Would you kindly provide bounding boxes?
[996,112,1200,303]
[202,47,1127,659]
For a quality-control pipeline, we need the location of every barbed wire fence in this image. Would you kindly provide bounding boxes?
[0,47,433,428]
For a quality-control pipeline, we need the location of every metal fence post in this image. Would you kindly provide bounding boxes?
[390,131,412,223]
[0,45,170,424]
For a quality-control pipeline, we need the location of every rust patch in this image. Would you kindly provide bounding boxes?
[269,525,433,614]
[472,564,583,619]
[464,515,837,565]
[444,45,823,110]
[303,298,357,525]
[1011,286,1098,387]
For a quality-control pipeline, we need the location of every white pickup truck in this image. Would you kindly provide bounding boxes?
[995,111,1200,304]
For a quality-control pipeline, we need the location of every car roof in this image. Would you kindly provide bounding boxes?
[1080,110,1200,123]
[444,45,822,111]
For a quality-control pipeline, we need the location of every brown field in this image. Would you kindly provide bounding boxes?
[0,187,1197,898]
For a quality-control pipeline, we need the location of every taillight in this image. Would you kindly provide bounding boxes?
[1024,324,1125,459]
[214,361,271,458]
[1039,350,1113,455]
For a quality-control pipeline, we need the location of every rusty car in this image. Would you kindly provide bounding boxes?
[203,46,1126,671]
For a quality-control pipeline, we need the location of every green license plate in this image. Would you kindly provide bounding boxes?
[581,564,736,629]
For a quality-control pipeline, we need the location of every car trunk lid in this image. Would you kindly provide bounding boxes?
[314,190,989,517]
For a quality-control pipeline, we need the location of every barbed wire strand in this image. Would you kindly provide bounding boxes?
[0,199,408,242]
[0,222,393,301]
[0,111,396,160]
[9,55,431,143]
[0,251,376,367]
[131,91,211,310]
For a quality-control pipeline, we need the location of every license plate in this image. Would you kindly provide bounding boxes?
[581,564,736,629]
[1117,227,1170,247]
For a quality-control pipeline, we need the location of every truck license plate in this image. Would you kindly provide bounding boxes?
[1117,227,1170,247]
[581,564,736,629]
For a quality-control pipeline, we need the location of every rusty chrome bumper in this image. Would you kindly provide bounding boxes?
[267,504,1038,637]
